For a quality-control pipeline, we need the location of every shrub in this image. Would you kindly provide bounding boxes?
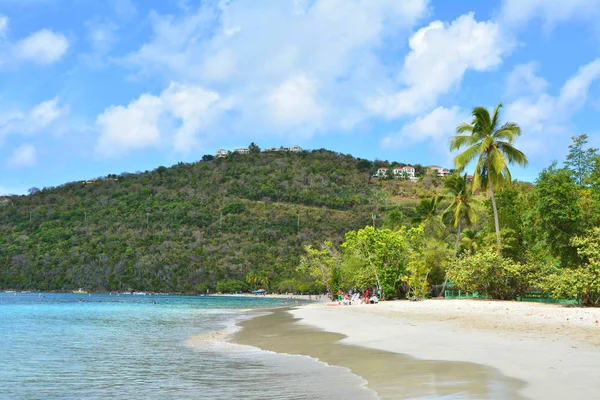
[448,250,546,300]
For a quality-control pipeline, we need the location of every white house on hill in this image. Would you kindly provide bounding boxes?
[234,148,249,154]
[216,149,228,158]
[429,165,450,177]
[376,167,388,177]
[393,165,415,178]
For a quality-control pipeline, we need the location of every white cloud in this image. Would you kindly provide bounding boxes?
[6,144,36,168]
[505,62,548,98]
[0,97,66,136]
[14,29,69,64]
[367,13,511,118]
[381,106,468,160]
[121,0,429,136]
[499,0,600,30]
[266,74,324,127]
[96,83,226,157]
[504,58,600,157]
[0,15,68,65]
[0,15,8,38]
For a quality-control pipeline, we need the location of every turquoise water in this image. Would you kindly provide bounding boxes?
[1,293,375,399]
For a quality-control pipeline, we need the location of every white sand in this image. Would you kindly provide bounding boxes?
[291,300,600,400]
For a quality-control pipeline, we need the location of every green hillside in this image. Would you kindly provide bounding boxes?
[1,148,434,293]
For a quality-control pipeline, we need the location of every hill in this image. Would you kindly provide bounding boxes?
[1,149,445,293]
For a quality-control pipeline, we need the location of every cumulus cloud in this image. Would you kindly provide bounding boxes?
[381,106,469,161]
[505,62,549,98]
[367,13,511,118]
[121,0,429,135]
[0,97,67,136]
[499,0,600,30]
[96,83,226,157]
[504,58,600,157]
[265,74,324,127]
[0,15,69,65]
[6,144,36,168]
[13,29,69,64]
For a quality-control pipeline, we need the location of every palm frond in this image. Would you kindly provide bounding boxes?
[449,134,476,151]
[494,122,521,142]
[453,143,480,169]
[472,106,492,133]
[456,123,474,134]
[496,141,528,166]
[490,103,503,132]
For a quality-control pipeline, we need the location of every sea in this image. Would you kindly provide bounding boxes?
[0,292,376,400]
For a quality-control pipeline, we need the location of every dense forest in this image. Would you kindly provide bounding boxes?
[0,147,444,293]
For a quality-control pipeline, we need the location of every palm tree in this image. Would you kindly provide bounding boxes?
[450,103,528,255]
[412,196,442,225]
[439,173,478,295]
[246,271,259,289]
[412,196,444,238]
[459,228,479,256]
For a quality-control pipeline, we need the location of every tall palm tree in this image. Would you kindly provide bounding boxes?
[459,228,479,256]
[412,196,444,238]
[412,196,442,225]
[443,173,478,253]
[450,103,528,255]
[439,173,478,295]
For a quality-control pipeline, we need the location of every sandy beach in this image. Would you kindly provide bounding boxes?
[290,299,600,399]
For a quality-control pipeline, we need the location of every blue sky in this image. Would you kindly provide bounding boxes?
[1,0,600,195]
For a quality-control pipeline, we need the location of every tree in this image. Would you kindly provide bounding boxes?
[248,142,261,154]
[412,196,444,237]
[439,173,478,294]
[459,229,479,256]
[450,103,528,255]
[202,154,215,162]
[565,134,598,186]
[246,271,259,289]
[298,242,341,299]
[342,226,407,300]
[541,228,600,306]
[412,197,442,225]
[534,164,583,267]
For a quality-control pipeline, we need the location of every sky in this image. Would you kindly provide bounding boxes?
[1,0,600,195]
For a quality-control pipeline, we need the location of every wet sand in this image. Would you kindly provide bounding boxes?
[290,301,600,399]
[233,309,525,399]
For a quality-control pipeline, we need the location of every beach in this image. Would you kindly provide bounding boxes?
[285,299,600,399]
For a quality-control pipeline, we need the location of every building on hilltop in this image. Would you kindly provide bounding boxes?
[216,149,228,158]
[376,167,388,177]
[393,165,415,178]
[287,145,302,152]
[429,165,451,177]
[0,197,11,206]
[234,148,249,154]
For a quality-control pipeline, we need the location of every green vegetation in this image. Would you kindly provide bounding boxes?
[2,126,600,306]
[295,127,600,305]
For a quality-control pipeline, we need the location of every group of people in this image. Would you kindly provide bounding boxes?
[337,289,379,305]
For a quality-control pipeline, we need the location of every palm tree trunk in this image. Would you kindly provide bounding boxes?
[439,220,461,297]
[489,180,502,256]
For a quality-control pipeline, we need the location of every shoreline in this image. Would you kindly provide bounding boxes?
[231,307,525,399]
[290,299,600,399]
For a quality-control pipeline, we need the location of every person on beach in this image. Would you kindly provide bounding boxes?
[361,288,370,304]
[369,295,379,304]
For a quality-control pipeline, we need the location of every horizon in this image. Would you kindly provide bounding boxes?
[1,0,599,195]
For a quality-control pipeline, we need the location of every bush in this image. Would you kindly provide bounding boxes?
[448,250,546,300]
[539,228,600,306]
[216,280,248,293]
